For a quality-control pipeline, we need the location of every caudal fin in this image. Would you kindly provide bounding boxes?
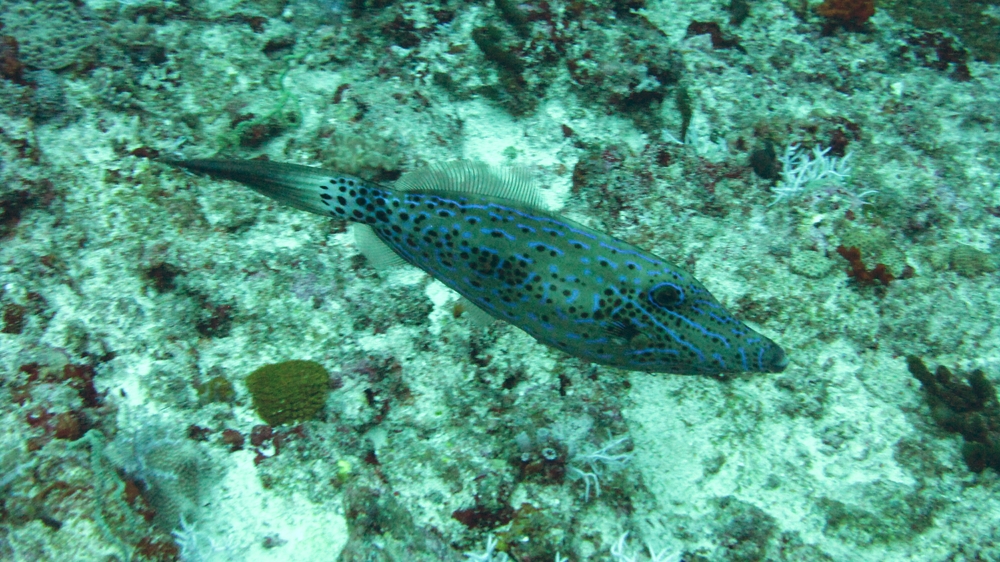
[167,158,349,215]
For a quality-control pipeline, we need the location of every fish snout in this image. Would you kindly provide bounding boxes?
[763,344,789,373]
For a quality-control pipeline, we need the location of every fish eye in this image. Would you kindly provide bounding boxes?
[649,283,683,308]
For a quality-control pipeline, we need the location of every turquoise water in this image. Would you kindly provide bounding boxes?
[0,0,998,560]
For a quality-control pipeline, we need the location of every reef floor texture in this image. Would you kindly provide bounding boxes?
[1,0,999,560]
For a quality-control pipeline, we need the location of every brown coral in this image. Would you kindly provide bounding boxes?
[836,245,894,287]
[817,0,875,28]
[907,356,1000,473]
[0,35,26,84]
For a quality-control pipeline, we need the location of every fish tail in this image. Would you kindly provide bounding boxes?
[166,158,356,216]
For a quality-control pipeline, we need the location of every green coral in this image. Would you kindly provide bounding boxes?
[245,360,330,426]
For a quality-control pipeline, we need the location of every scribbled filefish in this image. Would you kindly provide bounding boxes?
[169,159,787,375]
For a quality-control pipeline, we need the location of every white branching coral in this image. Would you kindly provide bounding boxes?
[610,532,681,562]
[769,144,873,207]
[464,535,510,562]
[567,434,633,501]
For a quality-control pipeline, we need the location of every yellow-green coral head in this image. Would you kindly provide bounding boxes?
[245,360,330,426]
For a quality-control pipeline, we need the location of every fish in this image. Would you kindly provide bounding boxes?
[168,158,787,375]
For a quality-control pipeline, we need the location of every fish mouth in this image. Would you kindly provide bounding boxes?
[764,345,789,373]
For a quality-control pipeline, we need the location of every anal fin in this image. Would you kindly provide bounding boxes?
[352,224,410,273]
[459,297,498,327]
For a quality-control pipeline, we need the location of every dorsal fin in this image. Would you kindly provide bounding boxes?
[394,161,549,211]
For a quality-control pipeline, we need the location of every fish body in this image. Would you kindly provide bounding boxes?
[171,159,787,375]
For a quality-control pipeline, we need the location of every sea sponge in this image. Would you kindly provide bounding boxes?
[245,360,330,426]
